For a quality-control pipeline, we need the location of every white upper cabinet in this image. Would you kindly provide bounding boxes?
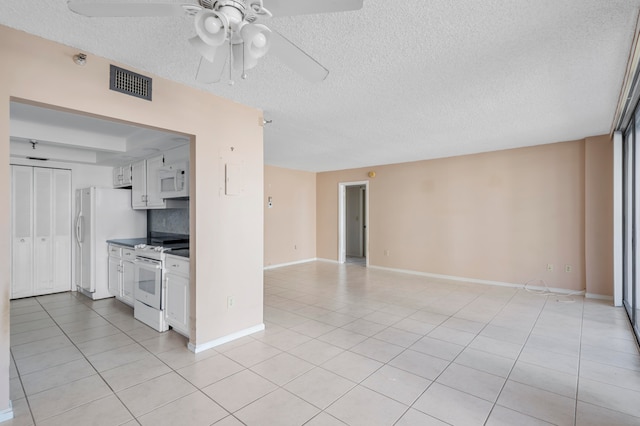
[131,154,187,210]
[131,160,147,209]
[113,164,133,188]
[145,155,166,208]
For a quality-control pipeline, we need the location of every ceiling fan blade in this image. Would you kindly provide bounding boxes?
[269,31,328,82]
[261,0,363,17]
[195,44,230,83]
[67,1,196,17]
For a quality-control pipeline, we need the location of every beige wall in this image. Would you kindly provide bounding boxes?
[0,26,264,414]
[264,165,316,267]
[318,140,610,292]
[585,135,614,296]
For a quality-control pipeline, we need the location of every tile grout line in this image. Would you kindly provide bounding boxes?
[479,289,549,426]
[19,294,204,424]
[34,293,143,425]
[43,294,250,424]
[76,297,241,424]
[8,348,36,426]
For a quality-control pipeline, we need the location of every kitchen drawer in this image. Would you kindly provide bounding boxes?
[108,244,123,257]
[165,255,189,276]
[122,248,136,260]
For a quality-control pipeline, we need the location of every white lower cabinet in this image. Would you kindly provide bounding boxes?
[121,256,136,306]
[108,253,120,297]
[107,244,136,307]
[164,254,189,337]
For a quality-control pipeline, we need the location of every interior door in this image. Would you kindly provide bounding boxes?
[346,186,361,257]
[11,165,34,298]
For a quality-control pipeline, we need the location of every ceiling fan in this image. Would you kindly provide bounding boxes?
[67,0,364,84]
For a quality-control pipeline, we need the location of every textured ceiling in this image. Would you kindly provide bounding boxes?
[1,0,639,171]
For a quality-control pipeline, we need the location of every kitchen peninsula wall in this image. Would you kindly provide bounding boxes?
[1,29,265,420]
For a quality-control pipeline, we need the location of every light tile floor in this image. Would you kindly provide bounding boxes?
[7,261,640,425]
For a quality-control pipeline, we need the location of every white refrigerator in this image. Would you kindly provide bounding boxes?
[75,187,146,300]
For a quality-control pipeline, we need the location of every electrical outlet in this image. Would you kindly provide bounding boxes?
[547,264,553,272]
[294,245,297,250]
[227,296,235,309]
[565,264,572,273]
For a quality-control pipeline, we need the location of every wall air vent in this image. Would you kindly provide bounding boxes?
[109,65,152,101]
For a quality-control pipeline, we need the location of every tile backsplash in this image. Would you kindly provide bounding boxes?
[148,208,189,235]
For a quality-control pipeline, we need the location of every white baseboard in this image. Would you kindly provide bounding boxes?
[187,323,265,353]
[586,293,614,301]
[265,260,599,298]
[316,258,339,264]
[368,265,522,288]
[367,265,586,295]
[264,258,317,270]
[0,402,13,423]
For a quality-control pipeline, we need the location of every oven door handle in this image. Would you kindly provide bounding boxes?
[134,258,163,269]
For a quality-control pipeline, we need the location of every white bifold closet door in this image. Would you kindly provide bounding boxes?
[11,165,72,299]
[11,166,34,298]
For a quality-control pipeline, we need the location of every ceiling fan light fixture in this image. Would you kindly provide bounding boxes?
[241,23,272,60]
[204,16,222,34]
[194,9,228,46]
[66,0,365,84]
[232,42,258,71]
[189,36,220,62]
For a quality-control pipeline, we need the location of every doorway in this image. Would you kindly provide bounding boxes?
[338,181,369,266]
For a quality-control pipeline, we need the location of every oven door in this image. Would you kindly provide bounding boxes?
[134,256,162,310]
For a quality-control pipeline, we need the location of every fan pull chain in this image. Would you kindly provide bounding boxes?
[228,37,234,86]
[241,42,248,80]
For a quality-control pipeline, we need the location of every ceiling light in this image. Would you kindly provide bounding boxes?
[73,53,87,66]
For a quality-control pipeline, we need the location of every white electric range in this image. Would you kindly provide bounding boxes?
[133,237,188,332]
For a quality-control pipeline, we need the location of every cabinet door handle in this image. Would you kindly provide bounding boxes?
[20,238,25,243]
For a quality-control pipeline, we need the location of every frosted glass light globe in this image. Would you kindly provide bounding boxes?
[253,33,267,48]
[205,17,222,34]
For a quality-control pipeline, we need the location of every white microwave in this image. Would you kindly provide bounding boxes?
[158,162,189,198]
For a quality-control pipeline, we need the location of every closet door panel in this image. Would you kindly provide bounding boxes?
[33,168,53,293]
[11,166,34,298]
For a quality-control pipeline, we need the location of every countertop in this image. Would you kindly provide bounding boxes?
[106,238,148,248]
[166,249,189,259]
[107,239,190,259]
